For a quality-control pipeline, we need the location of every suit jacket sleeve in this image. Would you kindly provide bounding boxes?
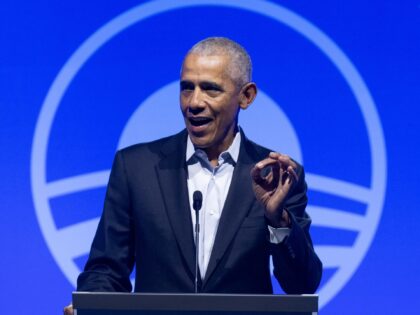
[270,165,323,294]
[77,150,135,292]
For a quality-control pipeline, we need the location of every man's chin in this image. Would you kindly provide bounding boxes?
[190,138,210,149]
[187,132,211,149]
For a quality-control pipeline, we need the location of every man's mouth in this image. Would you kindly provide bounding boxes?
[188,116,213,127]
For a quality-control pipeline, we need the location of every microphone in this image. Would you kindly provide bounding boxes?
[193,190,203,293]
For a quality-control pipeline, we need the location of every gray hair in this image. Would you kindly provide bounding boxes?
[185,37,252,88]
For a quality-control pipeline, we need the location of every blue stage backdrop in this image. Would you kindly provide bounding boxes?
[1,1,419,314]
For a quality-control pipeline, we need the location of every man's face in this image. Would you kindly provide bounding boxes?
[180,53,241,156]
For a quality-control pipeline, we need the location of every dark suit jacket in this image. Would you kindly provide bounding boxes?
[77,129,322,294]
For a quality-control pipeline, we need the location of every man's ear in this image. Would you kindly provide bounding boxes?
[239,82,257,110]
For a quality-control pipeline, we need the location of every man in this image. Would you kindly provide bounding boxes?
[64,37,322,314]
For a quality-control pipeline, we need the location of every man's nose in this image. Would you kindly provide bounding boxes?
[189,88,206,111]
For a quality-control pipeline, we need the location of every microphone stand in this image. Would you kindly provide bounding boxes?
[193,191,203,293]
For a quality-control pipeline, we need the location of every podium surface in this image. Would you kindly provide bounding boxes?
[73,292,318,315]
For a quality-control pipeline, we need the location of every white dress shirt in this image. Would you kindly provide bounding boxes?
[186,131,290,279]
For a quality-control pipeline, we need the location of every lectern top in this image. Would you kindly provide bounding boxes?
[73,292,318,314]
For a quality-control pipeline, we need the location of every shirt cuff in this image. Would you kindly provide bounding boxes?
[268,225,291,244]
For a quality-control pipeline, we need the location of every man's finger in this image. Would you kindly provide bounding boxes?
[255,157,278,170]
[277,155,297,169]
[278,162,292,185]
[270,167,294,204]
[268,152,297,170]
[251,165,265,184]
[287,165,299,182]
[252,158,277,177]
[63,304,74,315]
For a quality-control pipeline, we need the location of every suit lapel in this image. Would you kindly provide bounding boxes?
[155,130,196,279]
[203,133,261,285]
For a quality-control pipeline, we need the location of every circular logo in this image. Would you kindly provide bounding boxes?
[31,0,386,308]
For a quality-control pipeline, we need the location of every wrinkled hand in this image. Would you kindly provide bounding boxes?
[251,152,298,227]
[63,304,73,315]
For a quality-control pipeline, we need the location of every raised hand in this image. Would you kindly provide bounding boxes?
[251,152,298,227]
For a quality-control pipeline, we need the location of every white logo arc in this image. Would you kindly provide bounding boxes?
[31,0,387,309]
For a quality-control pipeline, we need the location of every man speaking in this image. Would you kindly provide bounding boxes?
[65,37,322,314]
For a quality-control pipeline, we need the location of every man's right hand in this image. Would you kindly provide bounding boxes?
[63,304,73,315]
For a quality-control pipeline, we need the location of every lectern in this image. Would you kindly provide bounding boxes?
[73,292,318,315]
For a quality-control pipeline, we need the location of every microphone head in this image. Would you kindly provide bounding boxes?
[193,190,203,211]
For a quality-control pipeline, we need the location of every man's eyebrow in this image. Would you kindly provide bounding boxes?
[180,80,194,88]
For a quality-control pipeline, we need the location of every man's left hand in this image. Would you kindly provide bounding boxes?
[251,152,299,227]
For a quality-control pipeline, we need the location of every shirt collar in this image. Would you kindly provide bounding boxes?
[186,128,242,164]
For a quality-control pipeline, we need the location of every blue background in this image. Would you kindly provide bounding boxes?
[1,0,419,314]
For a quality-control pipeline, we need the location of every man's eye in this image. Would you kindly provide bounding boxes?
[181,86,194,91]
[205,89,222,97]
[202,85,223,96]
